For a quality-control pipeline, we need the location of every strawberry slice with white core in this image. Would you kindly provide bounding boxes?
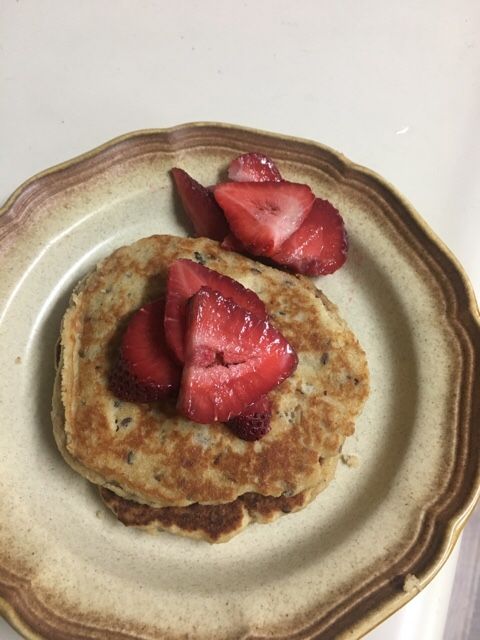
[271,198,348,276]
[228,152,282,183]
[214,181,315,256]
[109,299,181,402]
[165,259,267,363]
[177,287,297,424]
[171,168,229,241]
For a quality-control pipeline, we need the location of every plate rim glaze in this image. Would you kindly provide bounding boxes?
[1,122,479,640]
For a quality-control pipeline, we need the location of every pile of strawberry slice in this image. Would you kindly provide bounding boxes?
[108,153,345,440]
[171,152,348,276]
[110,259,298,440]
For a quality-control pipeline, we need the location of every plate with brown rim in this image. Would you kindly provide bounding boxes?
[1,123,479,640]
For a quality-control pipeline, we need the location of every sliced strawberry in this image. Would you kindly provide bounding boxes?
[228,152,282,183]
[220,232,249,254]
[177,287,297,423]
[165,259,267,363]
[171,168,229,241]
[271,198,348,276]
[214,181,315,256]
[224,153,282,251]
[109,299,181,402]
[227,395,272,441]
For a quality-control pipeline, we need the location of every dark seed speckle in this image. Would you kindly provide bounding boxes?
[194,251,206,265]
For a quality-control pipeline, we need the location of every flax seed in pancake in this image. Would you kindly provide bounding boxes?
[52,235,369,508]
[99,456,338,543]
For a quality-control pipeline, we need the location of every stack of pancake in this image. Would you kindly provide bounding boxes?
[52,235,369,542]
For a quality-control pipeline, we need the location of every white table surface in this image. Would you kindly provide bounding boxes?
[1,1,479,638]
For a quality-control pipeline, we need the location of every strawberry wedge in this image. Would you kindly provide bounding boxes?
[227,395,272,441]
[214,181,315,256]
[171,168,229,241]
[223,154,281,254]
[271,198,348,276]
[220,232,249,254]
[109,299,181,402]
[165,259,267,363]
[177,287,297,423]
[228,152,282,183]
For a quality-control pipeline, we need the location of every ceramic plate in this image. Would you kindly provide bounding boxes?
[1,123,479,640]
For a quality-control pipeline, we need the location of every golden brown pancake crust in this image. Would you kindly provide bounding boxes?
[99,456,337,543]
[53,235,369,508]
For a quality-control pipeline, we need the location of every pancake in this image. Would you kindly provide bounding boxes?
[52,235,369,508]
[99,456,338,543]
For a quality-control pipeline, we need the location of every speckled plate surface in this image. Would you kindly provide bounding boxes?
[1,123,479,640]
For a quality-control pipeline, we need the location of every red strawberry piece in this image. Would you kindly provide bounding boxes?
[165,259,267,363]
[223,153,282,253]
[271,198,348,276]
[171,168,229,241]
[177,287,297,423]
[228,152,282,183]
[227,395,272,441]
[214,181,315,256]
[109,299,181,402]
[220,232,249,254]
